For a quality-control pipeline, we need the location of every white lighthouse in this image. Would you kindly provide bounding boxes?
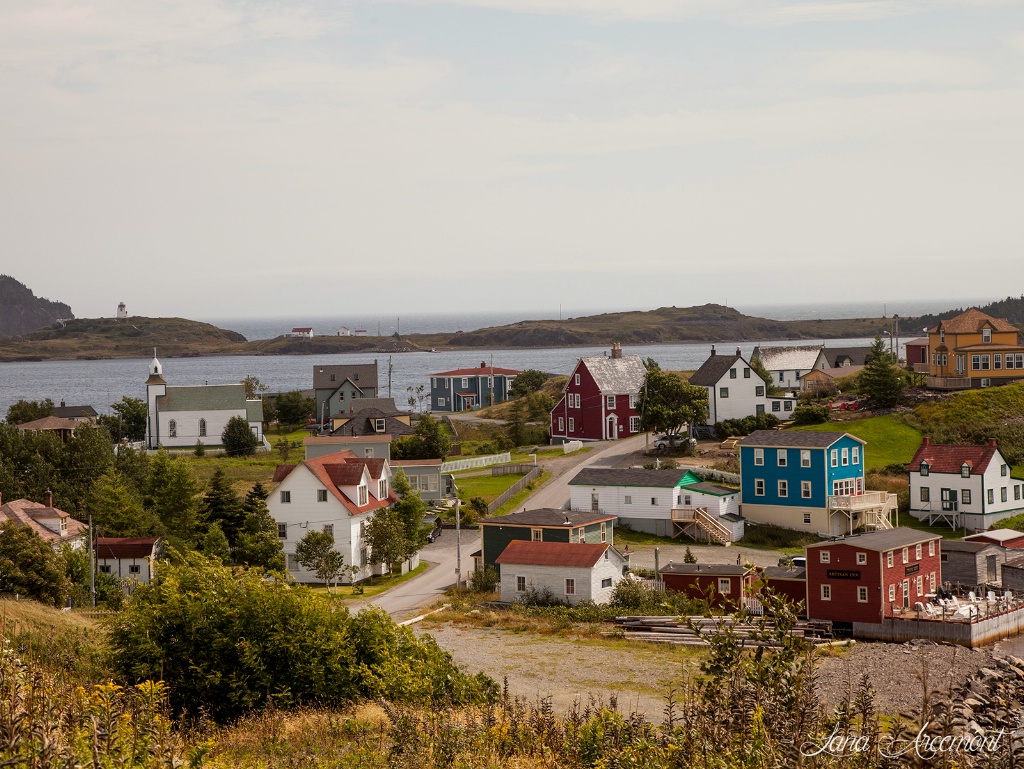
[117,302,128,319]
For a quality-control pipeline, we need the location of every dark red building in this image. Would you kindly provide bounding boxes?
[550,344,646,443]
[659,563,755,610]
[759,566,808,610]
[805,529,941,625]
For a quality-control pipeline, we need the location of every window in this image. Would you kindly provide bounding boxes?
[995,354,1003,370]
[438,397,446,407]
[461,377,468,388]
[852,447,860,465]
[426,475,438,492]
[830,450,838,468]
[629,394,637,409]
[915,544,922,560]
[568,418,574,432]
[198,418,207,437]
[575,373,580,385]
[983,328,992,343]
[358,485,368,506]
[364,448,374,458]
[1002,464,1009,477]
[801,450,811,468]
[720,387,729,398]
[531,528,542,541]
[744,367,751,378]
[981,378,991,388]
[784,400,793,411]
[558,417,564,432]
[988,489,995,505]
[565,579,575,596]
[857,586,868,603]
[317,489,328,502]
[857,552,867,565]
[408,475,419,491]
[756,404,765,415]
[930,572,936,592]
[889,584,896,602]
[323,524,334,536]
[129,564,141,574]
[600,522,607,543]
[379,479,388,498]
[629,416,640,432]
[374,418,386,433]
[821,584,832,601]
[841,448,849,466]
[779,371,785,382]
[777,450,787,467]
[772,400,781,412]
[280,490,291,503]
[624,495,632,504]
[820,550,830,564]
[887,551,894,568]
[961,463,971,478]
[754,479,765,496]
[803,512,812,524]
[916,576,923,595]
[99,564,111,574]
[718,578,732,595]
[778,479,788,497]
[902,547,908,564]
[606,395,616,409]
[516,576,526,592]
[575,527,585,543]
[920,462,929,476]
[277,522,287,539]
[1002,487,1008,503]
[729,368,737,379]
[755,385,765,397]
[754,448,764,466]
[1016,485,1022,501]
[287,554,300,571]
[801,481,812,499]
[601,577,613,589]
[928,540,935,556]
[650,497,658,506]
[574,393,581,408]
[920,487,930,502]
[168,419,177,438]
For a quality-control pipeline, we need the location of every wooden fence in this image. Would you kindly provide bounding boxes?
[492,463,536,475]
[487,466,542,514]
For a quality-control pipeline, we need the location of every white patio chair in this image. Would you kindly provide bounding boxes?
[968,591,977,602]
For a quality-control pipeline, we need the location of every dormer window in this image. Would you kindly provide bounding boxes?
[330,373,336,381]
[919,462,929,476]
[961,462,971,479]
[60,517,67,533]
[374,418,386,433]
[983,328,992,343]
[379,479,388,498]
[358,485,368,506]
[940,330,945,344]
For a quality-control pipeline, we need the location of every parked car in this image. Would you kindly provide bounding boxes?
[654,434,686,449]
[422,514,442,543]
[778,555,807,569]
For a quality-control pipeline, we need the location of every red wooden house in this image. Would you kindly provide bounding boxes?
[550,343,646,443]
[759,566,807,609]
[805,529,941,625]
[659,562,756,610]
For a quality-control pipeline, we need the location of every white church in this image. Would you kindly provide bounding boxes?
[145,353,265,450]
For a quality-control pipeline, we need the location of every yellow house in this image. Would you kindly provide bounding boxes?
[927,309,1024,390]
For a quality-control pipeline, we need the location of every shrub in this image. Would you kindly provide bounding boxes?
[222,415,258,456]
[792,404,831,424]
[714,413,780,437]
[109,552,496,721]
[193,441,205,457]
[469,565,499,593]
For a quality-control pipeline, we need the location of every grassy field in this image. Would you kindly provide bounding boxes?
[489,469,550,516]
[186,453,282,493]
[1,598,110,685]
[308,562,429,599]
[454,472,527,504]
[792,414,922,469]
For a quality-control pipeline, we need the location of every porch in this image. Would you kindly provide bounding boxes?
[827,491,897,534]
[671,507,733,544]
[927,375,970,390]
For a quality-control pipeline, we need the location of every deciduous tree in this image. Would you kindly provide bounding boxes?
[392,413,451,460]
[636,367,709,446]
[363,507,408,573]
[241,375,269,400]
[294,529,348,590]
[5,398,55,425]
[222,415,258,456]
[509,369,548,398]
[98,396,148,442]
[0,522,70,607]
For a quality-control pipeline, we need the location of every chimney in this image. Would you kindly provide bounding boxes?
[611,342,622,360]
[988,438,997,447]
[60,399,66,407]
[481,361,486,368]
[45,489,53,507]
[710,345,716,356]
[736,347,741,357]
[922,436,930,446]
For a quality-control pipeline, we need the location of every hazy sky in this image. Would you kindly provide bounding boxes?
[2,1,1022,320]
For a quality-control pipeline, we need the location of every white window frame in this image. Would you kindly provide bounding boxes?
[856,552,867,565]
[516,575,526,593]
[277,522,287,539]
[928,540,935,557]
[857,586,868,603]
[820,550,830,563]
[821,584,832,601]
[280,490,291,503]
[887,551,894,568]
[565,578,576,596]
[803,512,811,524]
[801,481,812,499]
[317,489,328,502]
[718,578,732,595]
[629,416,641,432]
[558,417,564,432]
[575,373,580,385]
[777,449,787,467]
[323,524,333,536]
[438,397,446,407]
[606,395,615,409]
[800,450,811,468]
[915,544,922,560]
[358,485,368,506]
[830,449,838,468]
[624,495,632,505]
[888,583,896,602]
[531,528,542,541]
[568,417,574,432]
[841,447,849,466]
[778,479,788,498]
[753,448,764,466]
[754,479,765,496]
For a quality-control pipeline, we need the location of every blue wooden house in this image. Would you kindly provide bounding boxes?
[429,362,520,412]
[737,430,895,535]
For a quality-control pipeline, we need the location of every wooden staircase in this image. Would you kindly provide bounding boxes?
[671,507,733,544]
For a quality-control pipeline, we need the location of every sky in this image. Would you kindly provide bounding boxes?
[2,0,1022,321]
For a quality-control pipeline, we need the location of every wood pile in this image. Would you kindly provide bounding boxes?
[609,615,833,647]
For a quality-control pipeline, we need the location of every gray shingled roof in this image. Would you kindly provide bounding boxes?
[685,481,738,496]
[480,508,616,527]
[822,346,872,367]
[330,408,414,438]
[939,540,990,553]
[761,566,807,580]
[53,405,98,419]
[689,352,747,387]
[577,354,646,394]
[313,363,379,391]
[660,563,749,575]
[246,400,264,422]
[158,384,247,413]
[738,430,854,448]
[753,344,824,372]
[569,468,689,488]
[807,528,939,553]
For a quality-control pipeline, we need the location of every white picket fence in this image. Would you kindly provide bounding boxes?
[441,453,512,474]
[562,440,583,454]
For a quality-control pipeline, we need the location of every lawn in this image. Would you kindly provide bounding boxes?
[308,562,429,600]
[896,511,965,540]
[614,527,679,547]
[185,453,282,493]
[792,414,922,469]
[453,472,527,504]
[489,469,550,516]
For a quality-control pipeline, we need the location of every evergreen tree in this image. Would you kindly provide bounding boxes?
[222,415,258,456]
[200,522,232,565]
[145,452,200,541]
[242,481,270,512]
[113,443,150,495]
[56,424,116,514]
[87,470,157,538]
[234,496,285,572]
[860,335,906,408]
[201,468,245,545]
[504,399,526,447]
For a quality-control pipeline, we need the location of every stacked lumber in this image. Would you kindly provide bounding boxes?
[608,615,832,647]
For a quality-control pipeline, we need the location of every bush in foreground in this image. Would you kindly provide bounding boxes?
[109,553,496,721]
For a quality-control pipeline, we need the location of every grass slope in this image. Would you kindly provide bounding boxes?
[0,598,110,685]
[792,415,922,469]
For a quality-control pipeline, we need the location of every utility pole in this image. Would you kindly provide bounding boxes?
[454,493,462,589]
[89,515,96,607]
[388,356,393,399]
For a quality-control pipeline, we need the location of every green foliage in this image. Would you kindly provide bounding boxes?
[108,554,495,721]
[97,396,148,442]
[201,468,245,545]
[391,469,429,555]
[5,398,55,425]
[392,413,451,460]
[796,414,923,469]
[193,440,205,456]
[199,522,231,565]
[88,469,158,538]
[275,437,291,462]
[233,497,285,573]
[241,374,269,400]
[859,335,906,408]
[469,565,499,592]
[222,415,259,456]
[714,412,781,437]
[144,452,200,541]
[683,546,697,563]
[749,356,783,395]
[363,507,408,572]
[638,368,709,439]
[509,369,548,398]
[294,529,348,589]
[738,523,823,550]
[792,403,832,424]
[608,576,705,616]
[274,390,315,426]
[468,496,488,521]
[0,522,70,606]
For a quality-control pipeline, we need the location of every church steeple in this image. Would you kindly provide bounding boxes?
[146,348,165,384]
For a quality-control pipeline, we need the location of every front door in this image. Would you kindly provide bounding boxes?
[606,415,617,440]
[987,555,998,583]
[941,488,958,511]
[902,580,910,609]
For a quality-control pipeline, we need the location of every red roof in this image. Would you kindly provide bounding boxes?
[935,309,1017,334]
[908,437,999,475]
[278,450,395,516]
[0,498,87,544]
[96,537,160,559]
[495,540,611,568]
[432,366,521,377]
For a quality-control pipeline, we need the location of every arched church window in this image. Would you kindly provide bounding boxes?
[199,418,207,437]
[168,419,177,438]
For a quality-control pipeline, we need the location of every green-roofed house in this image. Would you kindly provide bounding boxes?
[568,467,743,543]
[145,353,265,450]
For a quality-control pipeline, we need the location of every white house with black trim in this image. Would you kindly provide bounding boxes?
[689,346,796,425]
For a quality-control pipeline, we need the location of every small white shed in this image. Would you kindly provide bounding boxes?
[495,540,627,605]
